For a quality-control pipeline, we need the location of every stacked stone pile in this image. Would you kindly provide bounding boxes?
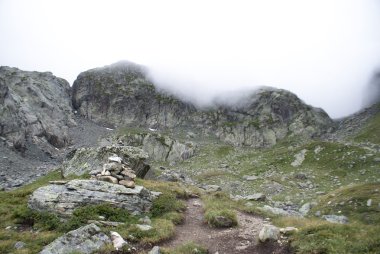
[92,154,137,188]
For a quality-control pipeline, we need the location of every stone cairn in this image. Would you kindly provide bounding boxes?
[91,154,136,188]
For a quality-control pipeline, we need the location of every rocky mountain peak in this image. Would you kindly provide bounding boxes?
[72,61,333,147]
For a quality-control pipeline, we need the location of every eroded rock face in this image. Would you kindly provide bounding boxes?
[72,61,333,147]
[39,223,110,254]
[62,145,150,178]
[28,180,155,216]
[72,61,196,128]
[0,66,75,151]
[117,132,196,162]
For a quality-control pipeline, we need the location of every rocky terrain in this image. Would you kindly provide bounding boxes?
[72,61,333,147]
[0,62,379,254]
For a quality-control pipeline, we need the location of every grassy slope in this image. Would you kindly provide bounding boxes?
[1,108,379,254]
[353,104,380,144]
[158,124,379,254]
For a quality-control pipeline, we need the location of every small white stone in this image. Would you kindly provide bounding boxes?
[108,156,122,163]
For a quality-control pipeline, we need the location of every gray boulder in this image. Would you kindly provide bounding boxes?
[148,246,160,254]
[322,215,349,224]
[14,241,25,249]
[118,132,196,162]
[262,205,302,217]
[259,225,280,242]
[62,145,150,178]
[245,193,266,201]
[28,180,155,216]
[202,185,222,192]
[39,223,110,254]
[299,202,317,216]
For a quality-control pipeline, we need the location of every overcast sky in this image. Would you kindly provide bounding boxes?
[1,0,380,118]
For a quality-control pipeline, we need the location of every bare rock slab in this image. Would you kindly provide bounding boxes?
[39,223,110,254]
[62,145,150,178]
[28,180,155,216]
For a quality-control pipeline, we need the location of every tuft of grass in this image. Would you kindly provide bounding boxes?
[12,206,61,230]
[161,211,185,225]
[197,170,227,180]
[215,145,234,158]
[127,218,175,244]
[162,242,209,254]
[202,192,237,228]
[61,204,138,232]
[136,179,192,199]
[151,193,186,218]
[204,208,237,228]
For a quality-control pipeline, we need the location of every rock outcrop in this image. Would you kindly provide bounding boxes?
[72,61,333,147]
[117,132,196,162]
[0,66,75,152]
[62,145,150,178]
[72,61,196,128]
[28,180,155,216]
[39,223,110,254]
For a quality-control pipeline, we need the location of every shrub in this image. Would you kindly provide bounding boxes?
[204,208,237,228]
[151,194,185,217]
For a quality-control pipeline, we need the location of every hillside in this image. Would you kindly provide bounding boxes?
[0,63,379,254]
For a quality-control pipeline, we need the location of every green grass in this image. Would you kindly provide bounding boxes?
[275,217,380,254]
[310,183,380,225]
[202,192,238,228]
[162,242,208,254]
[0,171,63,253]
[0,171,194,253]
[127,218,175,244]
[273,183,380,254]
[353,104,380,144]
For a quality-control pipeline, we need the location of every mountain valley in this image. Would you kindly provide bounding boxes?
[0,62,379,254]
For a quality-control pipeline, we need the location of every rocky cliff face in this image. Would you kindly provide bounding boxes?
[72,61,333,147]
[72,61,196,128]
[0,67,75,152]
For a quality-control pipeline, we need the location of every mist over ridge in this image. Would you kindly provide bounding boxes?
[1,0,380,118]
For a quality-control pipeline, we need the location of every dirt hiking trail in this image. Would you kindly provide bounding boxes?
[161,198,292,254]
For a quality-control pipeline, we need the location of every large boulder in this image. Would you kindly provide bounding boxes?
[28,180,155,216]
[259,225,280,242]
[39,223,110,254]
[72,61,333,148]
[0,66,75,151]
[117,132,195,162]
[62,145,150,178]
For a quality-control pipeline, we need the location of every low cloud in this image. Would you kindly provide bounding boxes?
[0,0,380,118]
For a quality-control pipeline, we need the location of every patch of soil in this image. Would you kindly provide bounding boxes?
[161,199,292,254]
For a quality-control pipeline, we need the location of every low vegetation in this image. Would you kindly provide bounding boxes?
[162,242,208,254]
[0,171,195,253]
[202,192,238,228]
[353,104,380,144]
